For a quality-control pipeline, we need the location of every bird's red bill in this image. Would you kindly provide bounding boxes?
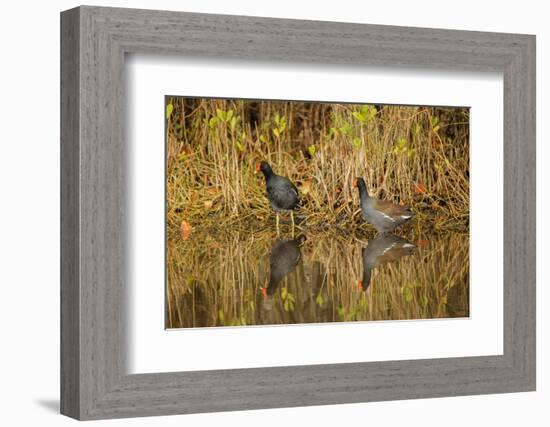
[353,178,357,188]
[255,162,261,173]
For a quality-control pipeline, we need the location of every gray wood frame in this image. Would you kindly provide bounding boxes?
[60,5,536,420]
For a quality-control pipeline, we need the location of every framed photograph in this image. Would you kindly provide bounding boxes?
[61,6,536,420]
[164,97,470,330]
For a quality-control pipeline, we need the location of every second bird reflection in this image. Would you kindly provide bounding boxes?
[360,234,416,292]
[262,233,415,298]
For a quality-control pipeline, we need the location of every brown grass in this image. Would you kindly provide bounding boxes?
[166,98,469,237]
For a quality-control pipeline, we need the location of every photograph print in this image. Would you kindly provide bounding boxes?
[165,97,470,329]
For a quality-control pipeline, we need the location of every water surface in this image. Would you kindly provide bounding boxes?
[166,229,469,328]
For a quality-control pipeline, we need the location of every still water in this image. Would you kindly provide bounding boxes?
[166,229,469,329]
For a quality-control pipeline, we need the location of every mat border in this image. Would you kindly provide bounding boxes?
[60,5,536,420]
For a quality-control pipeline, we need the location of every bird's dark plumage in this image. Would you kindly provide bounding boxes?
[266,236,306,296]
[257,161,299,212]
[354,177,414,233]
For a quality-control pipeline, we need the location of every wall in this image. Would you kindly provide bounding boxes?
[0,0,546,425]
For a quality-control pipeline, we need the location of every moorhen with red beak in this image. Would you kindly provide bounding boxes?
[354,177,414,233]
[256,161,299,231]
[360,234,415,291]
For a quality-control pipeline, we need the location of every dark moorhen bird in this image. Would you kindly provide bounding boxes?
[354,177,414,233]
[256,161,300,231]
[360,234,415,291]
[262,235,307,297]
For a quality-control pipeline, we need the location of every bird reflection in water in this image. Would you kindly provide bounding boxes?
[262,235,307,299]
[361,234,416,291]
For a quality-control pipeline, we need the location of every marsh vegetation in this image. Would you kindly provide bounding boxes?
[165,98,470,329]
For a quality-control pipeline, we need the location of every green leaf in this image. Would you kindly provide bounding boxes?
[308,144,316,156]
[230,116,238,131]
[393,137,408,154]
[166,102,174,120]
[235,141,244,152]
[340,123,352,136]
[226,109,234,122]
[288,298,295,311]
[216,109,226,122]
[283,296,294,312]
[315,293,324,307]
[273,113,286,134]
[430,116,440,132]
[401,286,413,302]
[208,117,218,129]
[352,111,365,122]
[352,137,362,149]
[259,134,268,143]
[365,105,377,122]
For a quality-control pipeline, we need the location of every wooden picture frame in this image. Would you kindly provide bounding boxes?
[60,5,536,420]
